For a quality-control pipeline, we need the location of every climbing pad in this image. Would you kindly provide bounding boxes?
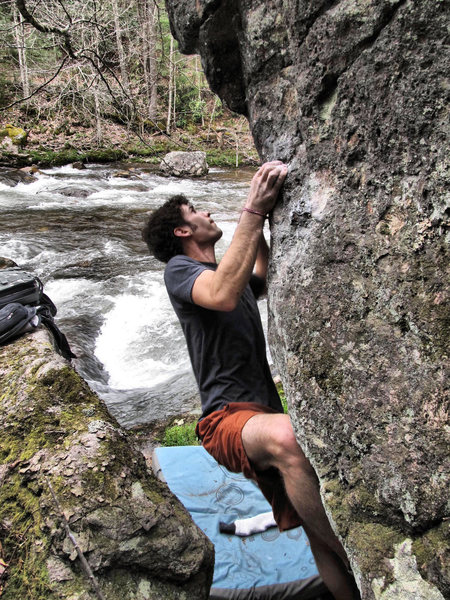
[153,445,328,599]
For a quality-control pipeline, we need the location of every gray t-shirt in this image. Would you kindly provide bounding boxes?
[164,255,283,419]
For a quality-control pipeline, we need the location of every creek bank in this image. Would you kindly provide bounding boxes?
[0,328,214,600]
[0,113,259,170]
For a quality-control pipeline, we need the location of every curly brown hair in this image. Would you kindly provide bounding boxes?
[142,195,189,263]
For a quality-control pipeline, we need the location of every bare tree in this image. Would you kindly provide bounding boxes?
[1,0,226,146]
[11,0,29,97]
[138,0,158,120]
[166,34,174,134]
[111,0,130,96]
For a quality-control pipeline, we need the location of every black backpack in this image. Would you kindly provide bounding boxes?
[0,268,76,360]
[0,303,40,344]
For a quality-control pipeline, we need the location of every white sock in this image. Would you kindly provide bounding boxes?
[219,511,277,536]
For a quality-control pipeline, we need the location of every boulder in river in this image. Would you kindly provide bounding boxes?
[165,1,449,599]
[160,151,208,177]
[0,328,214,599]
[54,186,92,198]
[0,167,37,187]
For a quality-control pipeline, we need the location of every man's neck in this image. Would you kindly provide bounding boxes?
[184,242,217,264]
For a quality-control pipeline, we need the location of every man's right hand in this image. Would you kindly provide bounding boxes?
[245,161,288,215]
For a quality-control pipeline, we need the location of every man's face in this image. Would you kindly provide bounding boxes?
[180,203,223,245]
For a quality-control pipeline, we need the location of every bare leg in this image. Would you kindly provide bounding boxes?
[241,413,359,600]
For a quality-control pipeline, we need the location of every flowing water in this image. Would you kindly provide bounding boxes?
[0,163,264,428]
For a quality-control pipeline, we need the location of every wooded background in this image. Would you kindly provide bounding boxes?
[0,0,239,146]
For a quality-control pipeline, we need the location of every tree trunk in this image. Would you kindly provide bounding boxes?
[166,35,174,134]
[138,0,158,121]
[111,0,130,97]
[147,0,158,119]
[12,1,30,98]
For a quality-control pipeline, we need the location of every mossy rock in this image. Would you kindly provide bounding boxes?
[0,124,28,147]
[0,329,213,599]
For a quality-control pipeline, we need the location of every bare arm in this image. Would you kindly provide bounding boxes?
[192,161,287,311]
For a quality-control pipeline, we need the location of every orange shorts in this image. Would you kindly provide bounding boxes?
[196,402,302,532]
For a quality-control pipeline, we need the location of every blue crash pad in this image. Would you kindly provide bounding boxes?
[153,445,327,599]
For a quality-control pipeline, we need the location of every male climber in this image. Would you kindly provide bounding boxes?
[142,161,358,600]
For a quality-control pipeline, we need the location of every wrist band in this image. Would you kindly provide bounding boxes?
[242,207,268,219]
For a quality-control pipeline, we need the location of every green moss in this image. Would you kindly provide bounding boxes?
[412,521,450,574]
[0,473,54,600]
[323,478,406,579]
[0,124,27,146]
[127,139,179,163]
[3,555,54,600]
[12,147,128,167]
[347,522,403,577]
[1,364,112,463]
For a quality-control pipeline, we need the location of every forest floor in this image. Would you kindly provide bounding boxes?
[0,108,260,169]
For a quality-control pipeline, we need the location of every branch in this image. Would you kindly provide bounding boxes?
[15,0,77,58]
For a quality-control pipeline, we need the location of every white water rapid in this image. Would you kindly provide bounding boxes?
[0,163,269,428]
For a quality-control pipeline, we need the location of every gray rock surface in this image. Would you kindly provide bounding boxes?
[164,1,449,598]
[160,151,209,177]
[0,329,214,599]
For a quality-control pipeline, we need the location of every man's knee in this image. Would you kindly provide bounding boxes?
[241,412,314,474]
[266,416,312,471]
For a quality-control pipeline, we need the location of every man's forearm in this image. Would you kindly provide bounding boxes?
[206,210,266,310]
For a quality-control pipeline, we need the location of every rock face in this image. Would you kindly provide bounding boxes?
[165,1,449,598]
[160,151,209,177]
[0,329,214,599]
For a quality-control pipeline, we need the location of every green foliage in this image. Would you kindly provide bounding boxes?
[189,98,207,123]
[277,383,288,414]
[205,149,240,167]
[162,421,199,447]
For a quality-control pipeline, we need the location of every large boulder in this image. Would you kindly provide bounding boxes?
[164,1,449,599]
[0,329,214,599]
[160,151,209,177]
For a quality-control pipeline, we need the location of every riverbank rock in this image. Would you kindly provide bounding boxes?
[0,125,27,154]
[0,329,214,599]
[165,1,449,599]
[160,151,208,177]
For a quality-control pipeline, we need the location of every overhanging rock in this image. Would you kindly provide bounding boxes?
[164,1,449,598]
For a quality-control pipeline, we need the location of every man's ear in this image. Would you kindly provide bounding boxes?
[174,224,192,238]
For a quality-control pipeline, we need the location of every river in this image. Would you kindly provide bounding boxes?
[0,162,267,429]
